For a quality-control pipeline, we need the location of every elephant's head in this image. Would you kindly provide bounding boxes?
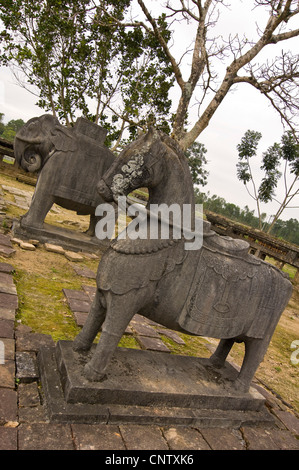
[14,114,61,172]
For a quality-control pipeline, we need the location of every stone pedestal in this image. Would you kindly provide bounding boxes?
[12,220,108,254]
[38,341,274,428]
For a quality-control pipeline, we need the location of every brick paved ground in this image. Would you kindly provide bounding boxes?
[0,239,299,451]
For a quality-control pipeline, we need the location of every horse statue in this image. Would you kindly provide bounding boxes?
[73,128,293,393]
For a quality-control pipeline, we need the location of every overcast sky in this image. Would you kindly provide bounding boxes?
[0,1,298,222]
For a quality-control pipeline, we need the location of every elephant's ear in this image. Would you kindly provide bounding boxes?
[49,127,78,153]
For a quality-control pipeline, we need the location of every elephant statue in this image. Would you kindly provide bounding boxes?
[14,114,116,235]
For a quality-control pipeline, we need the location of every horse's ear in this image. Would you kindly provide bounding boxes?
[146,126,160,143]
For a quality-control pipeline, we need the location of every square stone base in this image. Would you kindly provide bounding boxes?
[38,341,274,428]
[12,220,108,254]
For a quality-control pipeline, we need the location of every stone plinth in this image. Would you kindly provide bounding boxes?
[38,340,274,428]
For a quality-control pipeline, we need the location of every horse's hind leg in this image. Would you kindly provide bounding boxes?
[233,337,269,393]
[209,338,234,367]
[73,290,105,352]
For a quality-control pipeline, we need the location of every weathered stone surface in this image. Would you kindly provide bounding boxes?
[0,292,18,311]
[16,351,39,383]
[0,233,13,247]
[19,241,36,251]
[0,319,15,338]
[18,382,41,407]
[0,427,18,450]
[0,338,15,360]
[0,245,16,257]
[0,360,15,388]
[16,332,54,352]
[162,426,211,450]
[0,308,15,321]
[63,288,90,302]
[119,425,168,451]
[18,423,74,450]
[67,297,91,313]
[0,263,14,274]
[131,322,161,338]
[29,239,40,246]
[72,265,96,279]
[39,341,270,431]
[72,424,126,450]
[65,251,84,262]
[11,238,23,245]
[272,410,299,436]
[200,427,246,450]
[82,285,97,300]
[44,243,65,254]
[0,389,18,423]
[158,328,186,344]
[18,405,48,424]
[136,335,170,352]
[242,426,299,450]
[0,272,17,295]
[73,312,89,327]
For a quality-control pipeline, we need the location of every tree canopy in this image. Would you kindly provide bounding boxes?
[236,129,299,231]
[1,1,299,151]
[0,113,25,141]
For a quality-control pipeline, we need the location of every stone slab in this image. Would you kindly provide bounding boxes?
[65,251,84,262]
[157,328,186,344]
[44,243,65,254]
[0,319,15,338]
[82,285,97,301]
[0,233,13,247]
[16,351,39,383]
[0,360,15,388]
[16,332,55,353]
[136,335,170,352]
[0,272,17,295]
[130,322,161,338]
[18,423,74,450]
[19,241,36,251]
[0,308,15,321]
[72,265,96,279]
[0,246,16,258]
[71,424,126,450]
[0,292,18,311]
[12,219,108,254]
[162,426,211,450]
[0,338,15,360]
[38,341,275,427]
[0,427,18,450]
[67,298,91,313]
[0,389,18,423]
[118,424,168,451]
[200,426,245,450]
[63,289,90,302]
[0,263,14,274]
[73,312,89,327]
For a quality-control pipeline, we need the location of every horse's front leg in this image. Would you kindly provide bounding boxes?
[84,286,153,381]
[73,289,105,352]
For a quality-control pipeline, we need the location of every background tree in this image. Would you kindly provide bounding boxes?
[0,0,174,149]
[103,0,299,150]
[0,114,25,141]
[237,129,299,232]
[185,141,208,186]
[1,1,299,152]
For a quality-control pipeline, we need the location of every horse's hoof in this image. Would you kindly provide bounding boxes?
[208,355,224,368]
[72,337,91,353]
[84,362,107,382]
[232,378,250,394]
